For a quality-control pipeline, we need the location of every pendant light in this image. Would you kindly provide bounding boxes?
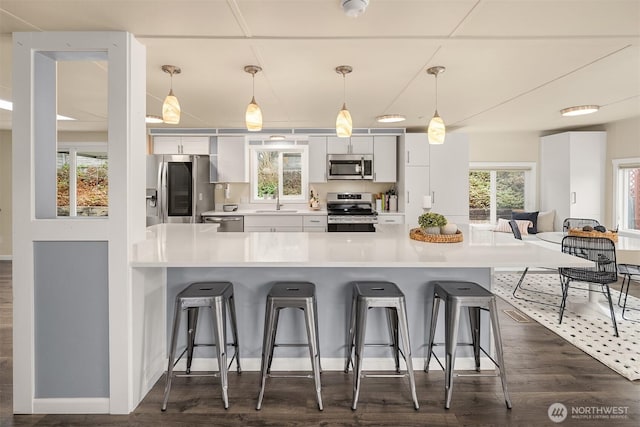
[161,65,181,125]
[244,65,263,132]
[335,65,353,138]
[426,66,446,145]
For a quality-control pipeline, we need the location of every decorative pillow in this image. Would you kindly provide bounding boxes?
[494,218,531,235]
[512,211,539,234]
[537,210,555,232]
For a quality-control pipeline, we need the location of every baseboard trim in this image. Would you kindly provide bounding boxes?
[32,398,110,414]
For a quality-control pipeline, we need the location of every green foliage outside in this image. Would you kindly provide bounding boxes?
[57,163,109,214]
[257,150,302,198]
[469,170,524,209]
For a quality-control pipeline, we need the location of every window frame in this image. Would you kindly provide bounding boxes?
[249,144,309,204]
[469,162,537,224]
[612,157,640,236]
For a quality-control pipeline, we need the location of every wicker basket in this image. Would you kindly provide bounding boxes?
[567,228,618,242]
[409,228,463,243]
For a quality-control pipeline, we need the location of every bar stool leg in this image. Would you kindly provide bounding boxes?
[396,302,419,410]
[468,306,481,372]
[488,298,512,409]
[186,307,199,374]
[444,299,461,410]
[161,299,182,411]
[304,300,323,411]
[351,300,368,410]
[313,295,323,374]
[425,296,440,372]
[386,307,400,373]
[257,299,276,410]
[344,288,357,373]
[266,308,280,374]
[211,299,229,409]
[228,293,242,374]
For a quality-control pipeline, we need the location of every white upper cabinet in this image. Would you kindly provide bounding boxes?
[327,136,373,154]
[403,133,429,166]
[153,136,210,155]
[373,135,397,182]
[210,136,248,182]
[308,136,327,182]
[429,133,469,224]
[540,131,606,230]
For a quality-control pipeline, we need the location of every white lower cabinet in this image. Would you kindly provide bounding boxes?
[377,214,404,225]
[303,215,328,232]
[244,215,303,232]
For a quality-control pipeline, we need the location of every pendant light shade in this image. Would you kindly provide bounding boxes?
[244,65,263,132]
[161,65,181,124]
[426,66,446,145]
[428,112,446,145]
[335,65,353,138]
[336,103,353,138]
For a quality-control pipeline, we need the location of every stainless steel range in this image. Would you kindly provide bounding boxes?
[326,192,377,232]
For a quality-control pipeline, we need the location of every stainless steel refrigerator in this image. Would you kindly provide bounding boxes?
[146,154,214,225]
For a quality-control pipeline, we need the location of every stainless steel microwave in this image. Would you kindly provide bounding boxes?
[327,154,373,180]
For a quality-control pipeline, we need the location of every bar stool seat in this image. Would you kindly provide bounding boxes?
[425,280,511,410]
[257,281,323,411]
[162,281,241,411]
[345,281,419,410]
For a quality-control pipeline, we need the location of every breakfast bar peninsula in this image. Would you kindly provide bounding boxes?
[129,223,592,409]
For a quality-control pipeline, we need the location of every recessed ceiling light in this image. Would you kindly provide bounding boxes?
[145,115,164,124]
[560,105,600,117]
[269,135,286,141]
[376,114,406,123]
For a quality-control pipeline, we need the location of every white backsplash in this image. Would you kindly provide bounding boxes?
[212,181,395,211]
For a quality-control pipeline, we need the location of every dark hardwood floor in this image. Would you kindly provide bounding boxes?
[1,260,638,426]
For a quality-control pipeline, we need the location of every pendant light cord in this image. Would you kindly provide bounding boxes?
[343,73,347,105]
[434,73,438,112]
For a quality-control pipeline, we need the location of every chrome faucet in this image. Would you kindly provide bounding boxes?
[276,192,282,210]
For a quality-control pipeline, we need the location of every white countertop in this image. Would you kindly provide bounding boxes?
[200,209,403,216]
[131,223,593,269]
[201,209,328,216]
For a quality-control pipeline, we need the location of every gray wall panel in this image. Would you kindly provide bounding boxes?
[34,241,109,398]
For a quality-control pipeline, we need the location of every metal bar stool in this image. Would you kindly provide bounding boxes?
[618,264,640,322]
[345,281,419,410]
[162,281,241,411]
[425,280,511,410]
[256,281,323,411]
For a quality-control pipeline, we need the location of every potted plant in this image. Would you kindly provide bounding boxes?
[418,212,447,234]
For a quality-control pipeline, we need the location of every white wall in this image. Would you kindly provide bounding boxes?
[0,130,11,258]
[604,116,640,227]
[468,131,539,163]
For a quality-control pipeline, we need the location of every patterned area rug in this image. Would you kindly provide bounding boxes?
[493,272,640,381]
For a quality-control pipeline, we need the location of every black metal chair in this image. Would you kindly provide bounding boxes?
[617,263,640,322]
[509,220,559,307]
[559,236,619,337]
[562,218,600,233]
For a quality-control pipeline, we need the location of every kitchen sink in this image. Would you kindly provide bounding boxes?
[254,209,298,213]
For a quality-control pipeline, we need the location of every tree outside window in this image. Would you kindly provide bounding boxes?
[252,147,306,202]
[57,150,108,216]
[469,166,530,224]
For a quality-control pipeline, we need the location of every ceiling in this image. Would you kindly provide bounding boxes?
[0,0,639,135]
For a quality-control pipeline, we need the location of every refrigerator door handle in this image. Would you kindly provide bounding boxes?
[159,160,167,223]
[191,156,197,223]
